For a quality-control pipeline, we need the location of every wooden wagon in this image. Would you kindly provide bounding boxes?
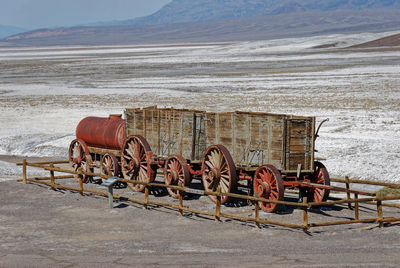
[69,106,330,212]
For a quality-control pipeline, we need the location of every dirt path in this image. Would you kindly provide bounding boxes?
[1,179,400,267]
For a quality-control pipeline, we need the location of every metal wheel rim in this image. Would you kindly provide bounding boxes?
[68,139,93,183]
[121,135,154,192]
[164,155,191,199]
[202,144,237,204]
[253,165,284,213]
[308,162,330,202]
[101,153,119,179]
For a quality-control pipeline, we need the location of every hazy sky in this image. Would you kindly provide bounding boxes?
[0,0,171,29]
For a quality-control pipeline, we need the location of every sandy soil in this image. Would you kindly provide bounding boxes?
[1,176,400,267]
[1,154,400,267]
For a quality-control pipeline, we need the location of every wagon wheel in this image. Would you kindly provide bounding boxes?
[164,155,191,199]
[68,139,93,183]
[121,135,155,192]
[100,153,119,179]
[308,161,330,203]
[202,145,237,204]
[253,165,284,213]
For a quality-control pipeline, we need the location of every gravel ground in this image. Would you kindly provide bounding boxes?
[1,170,400,267]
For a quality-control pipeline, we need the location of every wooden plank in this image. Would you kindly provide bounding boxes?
[157,109,161,156]
[191,112,196,160]
[331,177,400,189]
[17,160,69,166]
[88,146,120,156]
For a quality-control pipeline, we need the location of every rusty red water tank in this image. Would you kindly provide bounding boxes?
[76,114,126,150]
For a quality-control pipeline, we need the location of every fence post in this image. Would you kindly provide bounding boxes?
[50,163,55,188]
[303,197,309,230]
[354,193,359,220]
[78,167,84,196]
[377,197,383,228]
[22,159,27,184]
[345,176,352,210]
[144,179,149,210]
[215,186,221,222]
[254,201,260,228]
[178,182,183,217]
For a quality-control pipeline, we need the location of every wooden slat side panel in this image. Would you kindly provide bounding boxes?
[284,118,315,171]
[230,113,284,170]
[194,112,208,161]
[182,111,196,160]
[205,113,216,149]
[158,109,169,157]
[232,113,248,166]
[144,108,159,153]
[218,113,233,151]
[126,109,144,137]
[265,115,284,170]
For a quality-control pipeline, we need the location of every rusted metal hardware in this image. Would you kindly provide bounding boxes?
[68,106,332,213]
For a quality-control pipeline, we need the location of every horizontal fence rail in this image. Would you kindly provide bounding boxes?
[17,159,400,231]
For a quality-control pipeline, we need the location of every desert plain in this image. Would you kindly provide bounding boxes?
[0,31,400,266]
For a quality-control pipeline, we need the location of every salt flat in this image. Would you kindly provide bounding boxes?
[0,31,399,183]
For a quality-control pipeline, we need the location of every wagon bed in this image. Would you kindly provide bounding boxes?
[124,106,315,174]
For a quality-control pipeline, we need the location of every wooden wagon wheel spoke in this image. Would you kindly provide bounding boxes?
[205,160,214,170]
[121,135,155,192]
[72,143,81,159]
[209,151,217,167]
[100,153,119,179]
[308,161,330,203]
[164,155,191,199]
[220,178,229,193]
[68,139,94,184]
[253,165,284,213]
[202,145,237,204]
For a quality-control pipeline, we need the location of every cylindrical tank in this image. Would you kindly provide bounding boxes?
[76,114,126,150]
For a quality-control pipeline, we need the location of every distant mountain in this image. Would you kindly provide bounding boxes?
[349,33,400,48]
[105,0,400,26]
[2,0,400,46]
[0,25,27,39]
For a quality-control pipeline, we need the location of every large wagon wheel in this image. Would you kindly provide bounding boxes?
[308,161,330,203]
[121,135,155,192]
[68,139,93,183]
[164,154,191,199]
[100,153,119,178]
[202,145,237,204]
[253,165,284,213]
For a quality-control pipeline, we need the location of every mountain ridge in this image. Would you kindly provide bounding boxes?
[2,0,400,46]
[102,0,400,26]
[0,24,27,39]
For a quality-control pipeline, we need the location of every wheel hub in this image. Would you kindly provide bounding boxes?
[257,182,271,198]
[170,169,179,183]
[209,168,221,180]
[73,157,82,164]
[132,157,140,169]
[208,168,221,185]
